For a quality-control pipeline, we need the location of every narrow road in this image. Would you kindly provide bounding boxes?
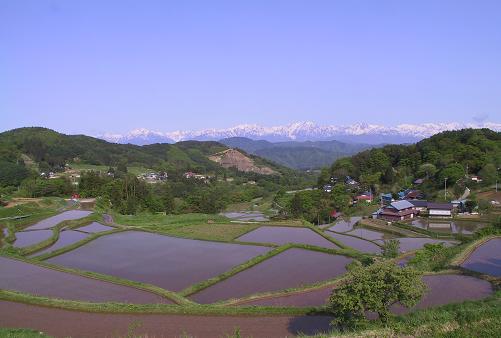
[0,301,332,338]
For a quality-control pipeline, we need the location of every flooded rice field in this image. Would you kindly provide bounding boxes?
[222,211,269,222]
[47,231,271,291]
[328,217,362,233]
[325,231,381,254]
[346,228,394,241]
[75,222,114,233]
[374,237,457,252]
[30,230,90,257]
[24,210,93,230]
[191,249,352,304]
[392,274,493,314]
[461,238,501,276]
[236,226,338,248]
[0,257,171,303]
[13,230,53,248]
[243,274,492,310]
[410,219,486,234]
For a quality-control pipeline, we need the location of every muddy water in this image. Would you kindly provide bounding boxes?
[236,226,338,248]
[13,230,53,248]
[461,238,501,276]
[410,219,486,234]
[24,210,92,230]
[191,249,352,304]
[328,217,362,233]
[325,231,381,254]
[75,222,114,233]
[0,301,333,338]
[0,257,171,303]
[30,230,89,257]
[375,237,457,253]
[392,274,493,314]
[47,231,271,291]
[346,228,394,241]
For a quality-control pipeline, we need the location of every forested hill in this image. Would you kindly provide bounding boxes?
[220,137,373,170]
[322,128,501,194]
[0,127,291,175]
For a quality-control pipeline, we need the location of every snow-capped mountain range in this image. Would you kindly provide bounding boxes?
[98,121,501,145]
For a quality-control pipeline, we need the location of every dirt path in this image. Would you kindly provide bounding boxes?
[0,301,332,338]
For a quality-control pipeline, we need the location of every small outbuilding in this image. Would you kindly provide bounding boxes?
[427,202,453,218]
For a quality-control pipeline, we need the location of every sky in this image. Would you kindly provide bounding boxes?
[1,0,501,135]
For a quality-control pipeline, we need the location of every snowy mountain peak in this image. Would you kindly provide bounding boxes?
[97,121,501,145]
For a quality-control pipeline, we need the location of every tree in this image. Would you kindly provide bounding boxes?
[381,239,400,258]
[464,200,477,213]
[328,261,425,328]
[417,163,437,179]
[439,163,465,185]
[478,163,498,185]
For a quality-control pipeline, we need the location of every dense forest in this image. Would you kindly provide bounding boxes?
[0,127,314,214]
[319,128,501,198]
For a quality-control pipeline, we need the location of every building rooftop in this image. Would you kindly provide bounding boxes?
[390,200,415,211]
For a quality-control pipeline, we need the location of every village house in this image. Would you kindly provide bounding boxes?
[408,200,428,212]
[427,202,453,218]
[375,200,417,221]
[354,192,373,204]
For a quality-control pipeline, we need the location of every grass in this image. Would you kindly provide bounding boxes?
[149,222,261,242]
[112,212,229,228]
[0,328,52,338]
[304,291,501,337]
[69,163,150,176]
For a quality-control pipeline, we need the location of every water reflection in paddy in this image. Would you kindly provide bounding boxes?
[325,231,381,254]
[328,217,362,233]
[0,256,170,304]
[75,222,114,233]
[30,230,89,257]
[191,249,352,304]
[47,231,271,291]
[410,219,485,234]
[24,210,92,230]
[13,230,53,248]
[461,238,501,276]
[236,226,338,248]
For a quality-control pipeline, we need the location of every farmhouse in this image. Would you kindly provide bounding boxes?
[408,200,428,212]
[377,200,417,221]
[427,202,453,218]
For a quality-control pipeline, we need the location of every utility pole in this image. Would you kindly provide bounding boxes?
[496,168,500,193]
[444,177,448,201]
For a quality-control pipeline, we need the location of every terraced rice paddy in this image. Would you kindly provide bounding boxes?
[240,274,492,309]
[346,228,394,241]
[325,231,381,253]
[47,231,271,291]
[75,222,114,233]
[374,237,457,252]
[461,238,501,276]
[236,226,338,248]
[392,274,493,314]
[328,217,361,232]
[13,230,53,248]
[190,249,352,303]
[0,257,171,303]
[410,219,486,234]
[222,211,269,222]
[30,230,90,257]
[24,210,93,230]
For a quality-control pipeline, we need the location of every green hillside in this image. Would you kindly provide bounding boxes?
[323,128,501,197]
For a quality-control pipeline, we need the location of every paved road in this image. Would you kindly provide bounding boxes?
[0,301,332,338]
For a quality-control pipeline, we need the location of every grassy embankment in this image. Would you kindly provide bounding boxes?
[303,291,501,338]
[0,328,52,338]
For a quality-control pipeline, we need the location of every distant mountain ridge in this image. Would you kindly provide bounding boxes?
[98,121,501,145]
[219,137,373,170]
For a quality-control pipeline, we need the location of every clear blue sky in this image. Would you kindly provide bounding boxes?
[1,0,500,134]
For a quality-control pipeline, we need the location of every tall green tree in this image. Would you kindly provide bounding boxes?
[328,261,425,328]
